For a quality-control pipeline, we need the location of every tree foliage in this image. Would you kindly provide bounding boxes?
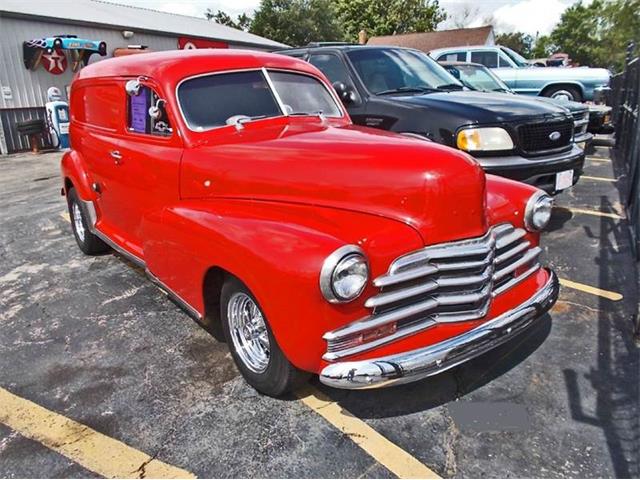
[249,0,344,46]
[333,0,447,42]
[205,9,252,31]
[495,32,534,57]
[549,0,640,70]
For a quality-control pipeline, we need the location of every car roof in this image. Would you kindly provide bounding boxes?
[76,48,320,82]
[276,44,425,55]
[431,45,501,55]
[439,61,486,68]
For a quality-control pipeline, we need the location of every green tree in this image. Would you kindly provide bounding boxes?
[205,9,252,31]
[549,0,640,70]
[530,35,556,59]
[249,0,344,46]
[495,32,534,57]
[333,0,447,42]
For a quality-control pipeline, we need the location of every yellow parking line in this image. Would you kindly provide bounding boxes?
[297,386,440,479]
[60,211,70,222]
[563,207,625,220]
[559,278,623,301]
[581,175,616,182]
[0,387,195,479]
[586,156,611,163]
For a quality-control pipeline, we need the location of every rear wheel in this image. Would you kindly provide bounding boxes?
[220,277,308,396]
[67,187,109,255]
[543,85,582,102]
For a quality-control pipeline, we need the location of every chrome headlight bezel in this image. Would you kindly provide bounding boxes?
[320,245,369,303]
[456,127,515,152]
[524,191,554,231]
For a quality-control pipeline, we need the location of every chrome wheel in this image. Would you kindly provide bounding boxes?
[228,292,270,373]
[72,201,85,242]
[551,90,573,101]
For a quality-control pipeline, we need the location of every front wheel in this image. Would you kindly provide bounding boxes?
[220,277,308,396]
[543,85,582,102]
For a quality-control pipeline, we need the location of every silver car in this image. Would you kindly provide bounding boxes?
[430,45,610,102]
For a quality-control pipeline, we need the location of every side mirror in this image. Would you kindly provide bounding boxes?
[448,68,461,80]
[332,81,356,104]
[125,79,142,96]
[148,99,166,120]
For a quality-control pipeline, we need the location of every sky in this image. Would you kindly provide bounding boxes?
[113,0,579,37]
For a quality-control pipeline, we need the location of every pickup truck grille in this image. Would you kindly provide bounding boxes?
[572,110,589,136]
[323,223,541,361]
[518,118,573,154]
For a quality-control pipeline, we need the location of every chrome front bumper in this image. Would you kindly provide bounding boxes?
[319,270,559,390]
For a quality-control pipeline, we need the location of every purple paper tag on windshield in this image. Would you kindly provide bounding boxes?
[130,90,148,133]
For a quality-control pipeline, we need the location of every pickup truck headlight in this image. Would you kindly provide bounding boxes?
[457,127,514,152]
[525,191,553,231]
[320,245,369,303]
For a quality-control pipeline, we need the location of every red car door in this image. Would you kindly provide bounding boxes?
[111,81,183,258]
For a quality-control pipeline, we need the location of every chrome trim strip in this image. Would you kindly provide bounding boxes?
[146,269,202,321]
[493,263,540,297]
[319,270,559,389]
[262,67,288,115]
[94,230,147,269]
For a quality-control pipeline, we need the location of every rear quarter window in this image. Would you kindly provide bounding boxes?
[71,83,123,131]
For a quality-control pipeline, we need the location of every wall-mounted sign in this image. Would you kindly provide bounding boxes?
[23,35,107,74]
[42,49,68,75]
[1,86,12,101]
[178,37,228,50]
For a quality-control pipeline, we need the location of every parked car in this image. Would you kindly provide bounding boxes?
[430,45,610,102]
[440,61,592,150]
[588,104,614,134]
[61,49,559,396]
[279,45,585,194]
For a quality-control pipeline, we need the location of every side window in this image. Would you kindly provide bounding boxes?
[73,84,122,130]
[127,85,173,136]
[440,51,467,62]
[308,53,352,86]
[498,53,513,67]
[471,51,498,68]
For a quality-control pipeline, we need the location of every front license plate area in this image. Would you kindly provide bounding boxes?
[555,169,574,191]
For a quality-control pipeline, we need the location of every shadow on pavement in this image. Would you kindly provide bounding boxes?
[563,195,639,478]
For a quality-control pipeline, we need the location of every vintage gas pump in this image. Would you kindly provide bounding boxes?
[45,87,70,149]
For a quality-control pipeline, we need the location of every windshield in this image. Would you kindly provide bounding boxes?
[447,64,511,92]
[346,48,463,95]
[177,69,341,131]
[500,47,529,68]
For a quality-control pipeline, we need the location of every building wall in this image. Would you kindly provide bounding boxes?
[0,15,259,153]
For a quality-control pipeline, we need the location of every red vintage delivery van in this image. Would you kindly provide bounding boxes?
[61,50,558,396]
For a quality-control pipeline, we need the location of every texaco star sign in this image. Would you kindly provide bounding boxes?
[42,49,67,75]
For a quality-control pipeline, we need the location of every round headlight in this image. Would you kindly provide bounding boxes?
[320,246,369,303]
[525,191,553,231]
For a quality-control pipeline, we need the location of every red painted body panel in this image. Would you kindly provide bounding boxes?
[62,50,549,375]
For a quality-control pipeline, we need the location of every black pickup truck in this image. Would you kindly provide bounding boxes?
[278,45,585,194]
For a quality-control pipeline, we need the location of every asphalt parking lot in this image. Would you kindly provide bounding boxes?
[0,144,638,478]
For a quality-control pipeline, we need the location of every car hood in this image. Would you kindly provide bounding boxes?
[533,96,587,114]
[180,118,487,245]
[391,90,571,123]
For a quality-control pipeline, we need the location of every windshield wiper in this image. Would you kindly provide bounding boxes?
[376,86,439,95]
[436,83,464,91]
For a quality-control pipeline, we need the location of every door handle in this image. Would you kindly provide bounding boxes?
[110,150,122,165]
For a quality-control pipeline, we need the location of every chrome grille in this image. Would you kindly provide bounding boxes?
[323,223,541,361]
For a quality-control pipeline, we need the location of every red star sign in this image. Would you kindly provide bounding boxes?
[42,49,67,75]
